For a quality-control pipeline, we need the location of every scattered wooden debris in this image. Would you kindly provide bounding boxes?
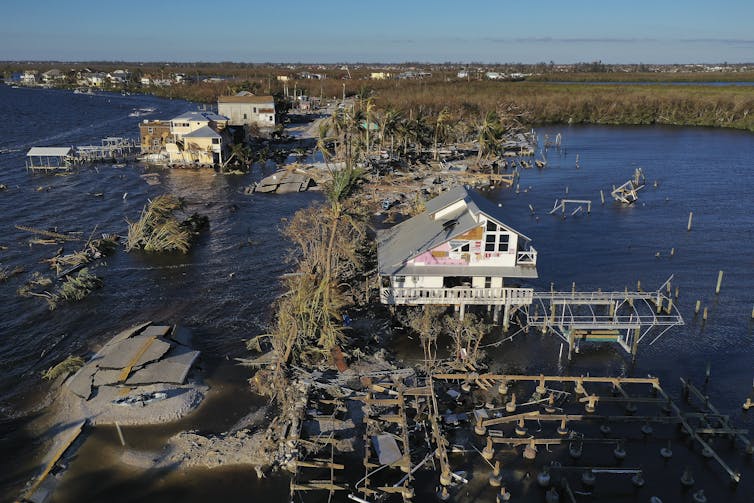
[611,168,645,204]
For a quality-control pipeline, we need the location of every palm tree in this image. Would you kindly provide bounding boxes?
[315,122,333,169]
[433,108,452,161]
[477,110,504,165]
[378,108,403,157]
[363,97,376,157]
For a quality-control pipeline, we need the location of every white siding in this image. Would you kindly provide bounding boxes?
[392,276,443,288]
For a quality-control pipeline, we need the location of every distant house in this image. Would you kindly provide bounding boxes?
[377,186,537,316]
[107,70,129,84]
[217,92,276,129]
[86,72,107,87]
[457,70,469,79]
[485,72,504,80]
[276,75,290,82]
[298,72,325,80]
[42,69,65,84]
[21,70,38,85]
[370,72,391,80]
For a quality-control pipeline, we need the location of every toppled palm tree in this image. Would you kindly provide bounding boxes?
[126,195,208,253]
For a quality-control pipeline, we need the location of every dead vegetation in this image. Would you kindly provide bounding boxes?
[18,268,102,310]
[125,195,208,253]
[42,355,85,381]
[0,264,24,282]
[45,235,119,275]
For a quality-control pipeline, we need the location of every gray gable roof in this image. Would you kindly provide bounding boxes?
[182,126,221,139]
[172,110,228,123]
[377,186,532,276]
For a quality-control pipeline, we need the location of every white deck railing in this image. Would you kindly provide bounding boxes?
[516,247,537,265]
[380,286,534,306]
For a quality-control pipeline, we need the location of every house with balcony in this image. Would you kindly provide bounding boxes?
[166,110,228,166]
[138,110,229,166]
[377,186,537,325]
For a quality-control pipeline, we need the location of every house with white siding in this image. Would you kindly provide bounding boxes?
[217,92,276,129]
[377,186,537,321]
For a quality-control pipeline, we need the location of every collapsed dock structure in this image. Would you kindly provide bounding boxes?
[377,186,684,360]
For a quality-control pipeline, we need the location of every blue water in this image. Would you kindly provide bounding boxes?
[1,85,753,501]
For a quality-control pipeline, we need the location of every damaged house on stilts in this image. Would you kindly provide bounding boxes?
[377,186,537,330]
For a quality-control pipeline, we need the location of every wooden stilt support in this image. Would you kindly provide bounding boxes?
[715,270,724,294]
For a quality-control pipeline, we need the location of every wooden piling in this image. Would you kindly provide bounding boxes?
[665,298,674,315]
[631,328,640,362]
[687,212,693,231]
[670,247,675,257]
[694,300,701,314]
[600,190,605,205]
[715,271,724,294]
[115,422,126,446]
[702,307,708,321]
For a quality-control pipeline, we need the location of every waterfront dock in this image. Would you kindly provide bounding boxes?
[26,137,139,171]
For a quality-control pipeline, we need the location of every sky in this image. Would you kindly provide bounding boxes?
[2,1,753,64]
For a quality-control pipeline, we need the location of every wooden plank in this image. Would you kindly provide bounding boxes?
[293,460,345,470]
[432,373,659,387]
[22,421,86,500]
[291,482,347,491]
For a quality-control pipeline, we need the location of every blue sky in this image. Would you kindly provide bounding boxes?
[2,1,753,63]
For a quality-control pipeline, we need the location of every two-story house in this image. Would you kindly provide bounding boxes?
[217,92,276,129]
[377,186,537,325]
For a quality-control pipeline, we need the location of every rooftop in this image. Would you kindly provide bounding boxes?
[171,110,228,123]
[218,93,275,104]
[377,186,533,277]
[182,125,221,139]
[27,147,72,157]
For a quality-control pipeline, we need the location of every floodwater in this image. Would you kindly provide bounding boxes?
[1,85,753,502]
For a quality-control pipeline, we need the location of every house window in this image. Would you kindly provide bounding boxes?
[253,107,257,113]
[484,277,492,288]
[484,219,510,253]
[148,127,154,133]
[498,234,509,252]
[212,138,220,144]
[152,139,160,146]
[243,113,247,119]
[395,276,406,285]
